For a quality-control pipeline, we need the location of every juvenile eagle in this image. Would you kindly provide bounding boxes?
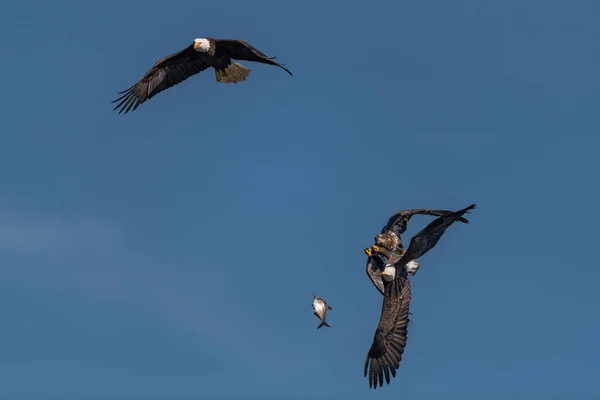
[365,208,472,295]
[112,38,293,114]
[364,203,476,389]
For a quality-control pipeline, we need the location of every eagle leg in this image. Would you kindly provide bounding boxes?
[216,68,231,78]
[364,247,373,257]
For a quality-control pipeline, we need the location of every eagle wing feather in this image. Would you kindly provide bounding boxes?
[366,255,386,295]
[112,45,211,114]
[401,204,476,265]
[383,208,471,238]
[215,39,293,76]
[364,276,412,389]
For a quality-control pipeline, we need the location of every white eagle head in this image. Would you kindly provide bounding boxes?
[376,266,396,281]
[193,38,210,53]
[406,260,420,276]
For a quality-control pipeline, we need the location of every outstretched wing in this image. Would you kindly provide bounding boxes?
[215,39,293,76]
[364,275,412,389]
[382,209,471,238]
[401,204,476,263]
[112,45,211,114]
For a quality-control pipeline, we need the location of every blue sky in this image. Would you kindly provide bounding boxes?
[1,0,599,398]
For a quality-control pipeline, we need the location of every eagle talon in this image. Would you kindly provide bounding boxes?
[364,248,373,257]
[394,249,406,256]
[371,245,380,253]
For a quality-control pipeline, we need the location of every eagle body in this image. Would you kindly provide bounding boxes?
[193,38,241,72]
[374,230,401,252]
[366,207,473,295]
[363,204,476,389]
[112,37,292,114]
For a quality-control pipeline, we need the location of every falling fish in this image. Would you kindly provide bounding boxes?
[312,294,332,329]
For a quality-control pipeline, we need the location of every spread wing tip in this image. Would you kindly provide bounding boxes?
[111,92,140,114]
[278,64,294,76]
[458,203,477,223]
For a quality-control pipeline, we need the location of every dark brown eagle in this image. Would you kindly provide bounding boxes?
[365,208,472,295]
[364,203,476,389]
[112,38,293,114]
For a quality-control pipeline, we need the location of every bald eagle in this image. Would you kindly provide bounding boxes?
[112,38,293,114]
[365,208,472,295]
[363,204,475,389]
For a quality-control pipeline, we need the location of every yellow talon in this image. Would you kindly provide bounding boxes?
[371,245,380,252]
[364,248,373,257]
[394,249,406,255]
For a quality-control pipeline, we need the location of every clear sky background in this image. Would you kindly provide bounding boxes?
[1,0,599,399]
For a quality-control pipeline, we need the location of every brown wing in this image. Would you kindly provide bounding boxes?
[112,45,211,114]
[366,247,402,296]
[401,204,476,263]
[383,209,471,238]
[366,255,386,295]
[364,275,412,389]
[215,39,293,76]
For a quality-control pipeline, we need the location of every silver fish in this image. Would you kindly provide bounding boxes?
[312,294,332,329]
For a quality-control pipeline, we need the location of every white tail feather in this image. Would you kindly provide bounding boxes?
[215,62,252,84]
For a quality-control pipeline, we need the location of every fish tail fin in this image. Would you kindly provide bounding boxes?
[317,321,331,329]
[215,62,252,84]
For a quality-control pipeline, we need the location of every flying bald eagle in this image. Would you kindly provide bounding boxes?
[365,208,472,295]
[364,204,476,389]
[112,38,293,114]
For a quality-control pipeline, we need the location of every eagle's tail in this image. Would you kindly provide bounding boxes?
[215,62,252,84]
